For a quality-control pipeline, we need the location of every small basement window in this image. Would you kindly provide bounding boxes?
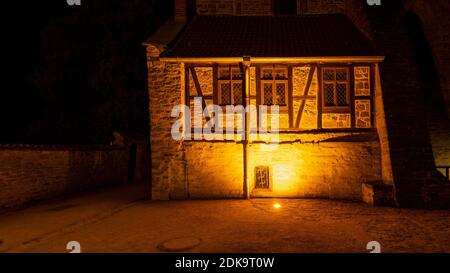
[255,166,270,189]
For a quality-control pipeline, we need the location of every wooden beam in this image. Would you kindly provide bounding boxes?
[160,56,386,64]
[190,95,213,100]
[213,64,218,105]
[189,67,209,119]
[256,66,261,129]
[370,64,375,128]
[239,63,246,106]
[350,65,356,129]
[295,65,316,128]
[294,95,316,100]
[288,66,294,128]
[185,67,190,106]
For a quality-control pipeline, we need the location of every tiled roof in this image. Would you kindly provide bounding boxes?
[161,14,378,58]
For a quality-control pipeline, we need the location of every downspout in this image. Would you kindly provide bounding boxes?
[243,56,251,199]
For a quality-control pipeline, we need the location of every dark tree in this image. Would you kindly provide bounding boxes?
[2,0,173,144]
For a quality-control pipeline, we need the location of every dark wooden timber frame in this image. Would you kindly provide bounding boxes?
[295,65,316,128]
[288,66,294,128]
[258,64,290,109]
[352,63,375,129]
[317,65,323,129]
[320,66,351,113]
[184,62,375,132]
[216,64,245,106]
[370,63,376,128]
[317,63,374,130]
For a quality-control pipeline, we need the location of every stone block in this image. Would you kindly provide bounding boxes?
[362,181,394,206]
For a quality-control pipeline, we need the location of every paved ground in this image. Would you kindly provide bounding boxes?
[0,183,449,253]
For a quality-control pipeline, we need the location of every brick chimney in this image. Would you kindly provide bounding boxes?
[175,0,187,22]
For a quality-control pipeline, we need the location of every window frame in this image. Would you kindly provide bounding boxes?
[217,65,244,106]
[321,67,351,113]
[259,65,289,107]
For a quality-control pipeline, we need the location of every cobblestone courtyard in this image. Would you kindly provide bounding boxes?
[0,184,449,253]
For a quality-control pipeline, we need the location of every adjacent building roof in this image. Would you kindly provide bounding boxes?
[160,14,378,58]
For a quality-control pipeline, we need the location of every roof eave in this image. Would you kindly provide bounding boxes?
[158,56,386,63]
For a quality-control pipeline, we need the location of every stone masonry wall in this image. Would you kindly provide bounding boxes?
[374,64,394,185]
[366,1,437,207]
[307,0,345,13]
[402,0,450,118]
[185,142,244,198]
[0,145,128,209]
[196,0,273,15]
[303,0,372,39]
[400,0,450,178]
[147,47,184,200]
[248,133,381,200]
[179,132,381,201]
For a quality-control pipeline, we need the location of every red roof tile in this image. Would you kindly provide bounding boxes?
[161,14,378,58]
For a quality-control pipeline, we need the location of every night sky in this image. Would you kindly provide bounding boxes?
[3,0,173,144]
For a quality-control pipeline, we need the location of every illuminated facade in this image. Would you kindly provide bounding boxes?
[145,0,450,207]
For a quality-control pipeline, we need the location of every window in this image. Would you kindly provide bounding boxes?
[255,166,270,189]
[218,66,243,106]
[321,67,350,110]
[274,0,297,15]
[260,65,288,106]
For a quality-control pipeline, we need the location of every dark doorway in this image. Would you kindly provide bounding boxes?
[128,143,137,182]
[274,0,297,15]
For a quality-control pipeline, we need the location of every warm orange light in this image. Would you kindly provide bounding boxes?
[273,203,282,209]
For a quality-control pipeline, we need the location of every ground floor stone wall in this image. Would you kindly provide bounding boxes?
[185,142,244,198]
[163,132,381,201]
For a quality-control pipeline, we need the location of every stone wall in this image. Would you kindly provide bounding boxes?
[185,142,244,198]
[0,145,128,209]
[373,64,394,185]
[365,1,438,207]
[307,0,345,13]
[193,0,373,39]
[301,0,373,39]
[165,132,381,201]
[196,0,273,15]
[248,133,381,200]
[147,47,184,200]
[402,0,450,118]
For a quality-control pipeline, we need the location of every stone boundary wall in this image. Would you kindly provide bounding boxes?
[0,145,129,209]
